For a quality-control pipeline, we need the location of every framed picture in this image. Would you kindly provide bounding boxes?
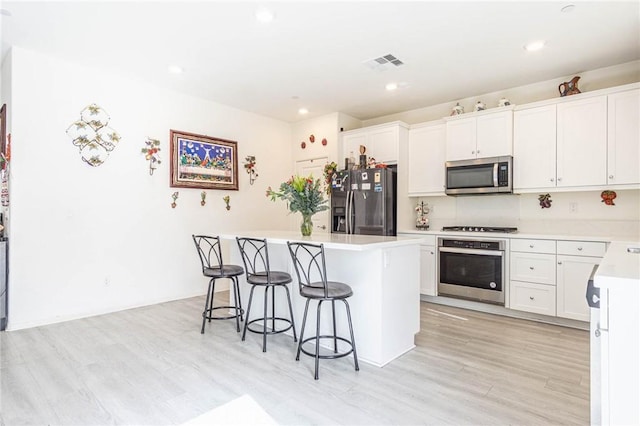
[170,130,239,190]
[0,104,6,156]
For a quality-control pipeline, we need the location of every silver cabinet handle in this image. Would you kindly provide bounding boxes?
[609,175,614,179]
[557,177,562,182]
[529,266,535,270]
[595,329,601,337]
[317,225,327,230]
[558,261,563,265]
[550,178,554,182]
[529,244,534,248]
[529,296,535,300]
[577,247,583,251]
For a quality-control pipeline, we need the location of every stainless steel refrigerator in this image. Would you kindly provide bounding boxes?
[330,167,396,236]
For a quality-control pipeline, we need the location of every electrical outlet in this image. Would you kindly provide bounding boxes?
[570,202,578,213]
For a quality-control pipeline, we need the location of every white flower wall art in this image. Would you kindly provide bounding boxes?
[66,104,121,166]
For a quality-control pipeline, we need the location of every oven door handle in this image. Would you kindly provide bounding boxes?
[439,247,504,257]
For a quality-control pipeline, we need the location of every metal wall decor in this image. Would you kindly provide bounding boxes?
[601,190,617,206]
[538,193,552,209]
[243,155,258,185]
[171,191,179,208]
[415,201,430,230]
[201,191,207,206]
[223,195,231,210]
[66,104,121,166]
[141,137,161,175]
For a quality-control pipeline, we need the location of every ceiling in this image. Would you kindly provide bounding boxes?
[1,1,639,123]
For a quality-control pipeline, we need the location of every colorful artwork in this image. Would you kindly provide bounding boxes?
[170,130,238,190]
[601,190,617,206]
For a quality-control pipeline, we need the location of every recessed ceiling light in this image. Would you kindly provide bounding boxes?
[298,108,309,115]
[524,41,546,52]
[255,7,274,23]
[168,65,183,74]
[385,82,398,91]
[0,9,12,17]
[561,4,576,13]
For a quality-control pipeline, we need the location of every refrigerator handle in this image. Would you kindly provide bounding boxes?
[346,190,351,234]
[348,190,355,234]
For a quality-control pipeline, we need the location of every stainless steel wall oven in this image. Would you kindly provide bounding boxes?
[438,237,506,305]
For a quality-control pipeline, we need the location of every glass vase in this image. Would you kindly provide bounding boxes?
[300,214,313,237]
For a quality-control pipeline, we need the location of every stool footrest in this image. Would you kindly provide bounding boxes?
[245,317,294,336]
[299,335,355,360]
[203,306,244,321]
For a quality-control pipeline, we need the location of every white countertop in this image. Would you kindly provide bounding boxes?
[595,242,640,287]
[220,230,425,251]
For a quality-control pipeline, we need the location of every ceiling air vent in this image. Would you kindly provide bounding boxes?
[363,54,404,71]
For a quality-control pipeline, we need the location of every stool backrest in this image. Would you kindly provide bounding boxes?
[192,235,224,272]
[287,241,329,298]
[236,237,272,278]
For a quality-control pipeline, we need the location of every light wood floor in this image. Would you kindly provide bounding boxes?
[0,293,590,425]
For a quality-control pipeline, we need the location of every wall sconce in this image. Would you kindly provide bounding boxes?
[243,155,258,185]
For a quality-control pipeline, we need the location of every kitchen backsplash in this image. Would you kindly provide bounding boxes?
[413,189,640,239]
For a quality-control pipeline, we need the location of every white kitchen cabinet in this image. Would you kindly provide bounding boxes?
[407,122,446,196]
[341,121,408,164]
[509,238,557,315]
[513,105,557,190]
[556,240,605,322]
[420,244,437,296]
[510,280,557,316]
[607,88,640,186]
[446,109,513,161]
[556,95,608,187]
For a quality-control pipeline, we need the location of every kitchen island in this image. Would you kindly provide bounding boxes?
[220,231,424,367]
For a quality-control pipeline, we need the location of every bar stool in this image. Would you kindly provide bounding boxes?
[287,241,359,380]
[236,237,297,352]
[192,235,244,334]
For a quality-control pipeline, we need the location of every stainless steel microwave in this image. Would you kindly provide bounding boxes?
[445,156,513,195]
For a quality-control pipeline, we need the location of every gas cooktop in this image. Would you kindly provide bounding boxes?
[442,226,518,233]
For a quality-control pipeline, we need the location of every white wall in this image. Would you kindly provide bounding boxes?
[7,47,293,330]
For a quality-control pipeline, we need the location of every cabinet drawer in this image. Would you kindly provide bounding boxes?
[509,281,557,316]
[510,252,556,285]
[557,240,606,257]
[511,239,556,254]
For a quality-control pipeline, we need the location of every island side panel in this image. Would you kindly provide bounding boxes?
[380,243,421,364]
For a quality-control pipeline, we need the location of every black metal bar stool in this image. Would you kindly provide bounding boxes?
[287,241,359,380]
[236,237,297,352]
[192,235,244,334]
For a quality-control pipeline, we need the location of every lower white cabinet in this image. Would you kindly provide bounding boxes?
[510,280,556,316]
[509,238,605,321]
[420,244,437,296]
[556,240,605,322]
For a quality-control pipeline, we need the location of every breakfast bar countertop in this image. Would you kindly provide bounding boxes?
[220,230,427,251]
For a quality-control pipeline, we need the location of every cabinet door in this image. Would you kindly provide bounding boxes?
[557,96,607,187]
[556,255,599,322]
[513,105,557,190]
[476,110,513,158]
[420,245,437,296]
[342,132,367,164]
[446,117,476,161]
[607,89,640,185]
[408,124,446,195]
[368,126,399,163]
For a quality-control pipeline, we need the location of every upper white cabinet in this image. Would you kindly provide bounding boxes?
[514,83,639,193]
[607,88,640,186]
[408,122,446,196]
[342,121,408,164]
[446,109,513,161]
[556,95,608,187]
[513,105,557,190]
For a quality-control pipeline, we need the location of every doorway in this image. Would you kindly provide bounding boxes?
[295,157,330,233]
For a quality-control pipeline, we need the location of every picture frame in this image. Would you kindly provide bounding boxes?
[170,129,239,190]
[0,104,6,156]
